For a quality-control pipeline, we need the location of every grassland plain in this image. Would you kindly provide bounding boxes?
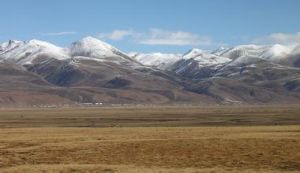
[0,106,299,173]
[0,105,299,127]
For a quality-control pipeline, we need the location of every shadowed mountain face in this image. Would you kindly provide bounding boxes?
[0,37,300,106]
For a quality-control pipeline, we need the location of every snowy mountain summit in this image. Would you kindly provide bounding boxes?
[0,37,136,65]
[70,36,122,58]
[0,39,69,65]
[1,37,300,70]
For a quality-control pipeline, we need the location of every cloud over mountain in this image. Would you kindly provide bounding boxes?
[97,28,212,46]
[40,32,78,36]
[254,31,300,45]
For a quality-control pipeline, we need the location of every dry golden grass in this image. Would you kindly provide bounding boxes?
[0,105,299,127]
[0,125,299,173]
[2,164,299,173]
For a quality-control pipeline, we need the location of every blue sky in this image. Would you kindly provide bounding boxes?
[1,0,300,53]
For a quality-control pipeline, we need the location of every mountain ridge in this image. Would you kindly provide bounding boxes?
[0,37,300,106]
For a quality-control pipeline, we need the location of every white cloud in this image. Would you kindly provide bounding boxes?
[98,30,134,41]
[254,32,300,45]
[40,31,77,36]
[97,28,212,46]
[138,28,211,46]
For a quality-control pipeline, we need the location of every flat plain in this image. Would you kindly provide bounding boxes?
[0,106,299,173]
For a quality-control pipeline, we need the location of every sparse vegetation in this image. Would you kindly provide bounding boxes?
[0,106,299,172]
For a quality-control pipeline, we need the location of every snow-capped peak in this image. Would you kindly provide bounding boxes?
[183,48,205,59]
[77,36,115,50]
[220,44,299,63]
[70,36,122,58]
[127,52,139,58]
[1,37,300,70]
[0,40,23,52]
[221,44,266,60]
[0,39,69,65]
[131,52,182,70]
[211,46,231,56]
[27,39,68,53]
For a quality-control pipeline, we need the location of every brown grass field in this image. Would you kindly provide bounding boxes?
[0,106,299,172]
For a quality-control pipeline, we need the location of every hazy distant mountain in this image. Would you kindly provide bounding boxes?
[1,37,300,106]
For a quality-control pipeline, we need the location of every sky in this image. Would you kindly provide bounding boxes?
[1,0,300,53]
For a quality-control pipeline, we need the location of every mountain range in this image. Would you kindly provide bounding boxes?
[1,36,300,106]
